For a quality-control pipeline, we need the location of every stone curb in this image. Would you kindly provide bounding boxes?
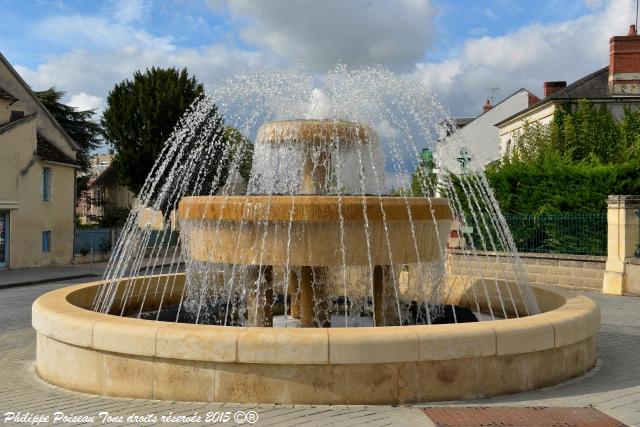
[0,273,100,290]
[31,275,601,404]
[0,262,184,290]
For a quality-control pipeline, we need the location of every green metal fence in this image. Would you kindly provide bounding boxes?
[503,213,607,256]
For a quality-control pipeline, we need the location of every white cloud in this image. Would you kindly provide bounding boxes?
[412,0,635,116]
[14,0,638,123]
[32,15,174,51]
[15,4,266,106]
[584,0,604,9]
[483,8,498,21]
[207,0,436,71]
[15,44,264,100]
[109,0,152,24]
[67,92,104,112]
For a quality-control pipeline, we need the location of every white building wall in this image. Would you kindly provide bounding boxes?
[437,90,534,173]
[497,103,556,158]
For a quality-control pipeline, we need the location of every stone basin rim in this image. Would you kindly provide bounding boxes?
[32,275,600,365]
[178,195,452,222]
[31,275,600,404]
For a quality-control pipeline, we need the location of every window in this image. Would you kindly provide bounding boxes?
[0,212,8,267]
[42,167,52,202]
[42,231,51,253]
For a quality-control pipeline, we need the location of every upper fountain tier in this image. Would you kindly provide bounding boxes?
[178,119,452,267]
[248,119,385,195]
[256,119,374,146]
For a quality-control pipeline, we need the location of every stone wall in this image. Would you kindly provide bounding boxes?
[448,251,606,292]
[626,260,640,295]
[603,195,640,296]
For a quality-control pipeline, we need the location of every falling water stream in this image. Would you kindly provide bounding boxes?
[92,66,540,327]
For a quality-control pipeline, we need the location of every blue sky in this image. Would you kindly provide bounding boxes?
[0,0,634,117]
[2,0,604,66]
[429,1,600,60]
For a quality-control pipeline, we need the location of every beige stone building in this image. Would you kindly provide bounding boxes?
[91,164,135,214]
[76,152,135,224]
[0,53,78,268]
[496,25,640,157]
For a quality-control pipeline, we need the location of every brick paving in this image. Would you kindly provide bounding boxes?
[422,407,624,427]
[0,279,638,426]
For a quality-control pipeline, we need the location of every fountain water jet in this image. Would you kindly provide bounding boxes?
[32,66,598,404]
[178,119,451,327]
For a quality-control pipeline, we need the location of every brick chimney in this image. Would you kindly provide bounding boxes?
[609,24,640,95]
[482,99,492,113]
[543,81,566,98]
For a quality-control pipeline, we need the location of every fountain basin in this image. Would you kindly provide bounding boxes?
[32,275,599,404]
[178,195,452,266]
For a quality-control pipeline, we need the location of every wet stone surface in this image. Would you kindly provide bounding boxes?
[135,299,477,327]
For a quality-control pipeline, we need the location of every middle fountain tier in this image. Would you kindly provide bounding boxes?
[178,119,452,328]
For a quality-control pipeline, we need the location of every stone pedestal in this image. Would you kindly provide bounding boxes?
[373,266,401,326]
[299,267,331,328]
[603,195,640,295]
[288,272,301,318]
[246,266,274,327]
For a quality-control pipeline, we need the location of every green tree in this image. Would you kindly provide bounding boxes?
[551,100,620,163]
[101,67,204,195]
[223,126,254,184]
[34,87,102,173]
[488,99,640,214]
[410,153,437,197]
[619,106,640,158]
[509,120,552,164]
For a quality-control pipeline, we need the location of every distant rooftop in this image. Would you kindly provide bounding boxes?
[454,117,474,127]
[37,134,76,166]
[93,164,117,187]
[0,86,18,104]
[547,66,611,100]
[494,66,640,127]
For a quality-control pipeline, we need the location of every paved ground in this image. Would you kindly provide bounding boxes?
[0,258,183,289]
[0,277,638,426]
[0,264,104,289]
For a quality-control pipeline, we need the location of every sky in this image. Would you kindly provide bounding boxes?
[0,0,637,121]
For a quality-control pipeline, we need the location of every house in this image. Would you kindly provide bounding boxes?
[90,152,114,176]
[0,53,78,268]
[436,89,539,172]
[91,164,135,215]
[76,151,129,224]
[496,24,640,156]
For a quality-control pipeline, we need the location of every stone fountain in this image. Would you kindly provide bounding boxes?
[31,68,600,404]
[178,120,451,328]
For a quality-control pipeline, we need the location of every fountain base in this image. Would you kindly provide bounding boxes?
[32,274,599,404]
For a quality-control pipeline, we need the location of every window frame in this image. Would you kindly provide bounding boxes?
[42,167,52,202]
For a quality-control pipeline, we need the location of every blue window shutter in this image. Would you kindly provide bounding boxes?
[42,231,51,252]
[42,168,51,202]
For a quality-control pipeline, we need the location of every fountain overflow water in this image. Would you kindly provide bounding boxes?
[92,66,540,326]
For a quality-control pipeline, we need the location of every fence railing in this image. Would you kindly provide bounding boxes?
[75,228,179,255]
[503,213,607,256]
[74,228,119,255]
